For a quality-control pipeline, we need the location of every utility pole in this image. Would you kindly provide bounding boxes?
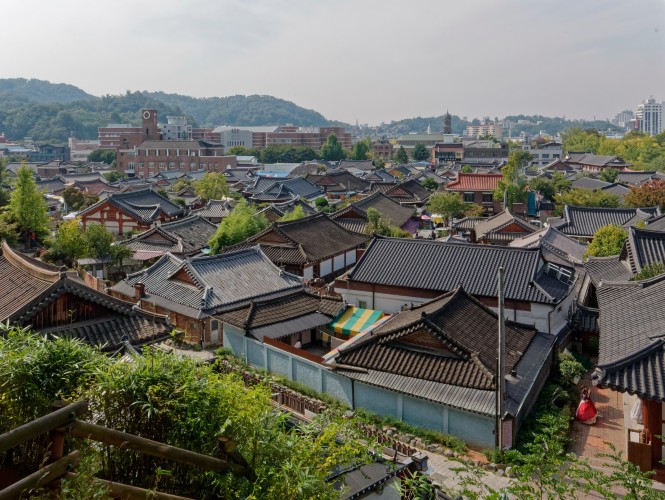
[496,267,506,450]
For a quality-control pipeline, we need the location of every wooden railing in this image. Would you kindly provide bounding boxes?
[358,423,418,456]
[0,400,252,499]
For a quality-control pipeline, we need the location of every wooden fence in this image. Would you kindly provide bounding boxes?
[0,400,252,499]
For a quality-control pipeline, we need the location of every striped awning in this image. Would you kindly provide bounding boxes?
[330,307,385,336]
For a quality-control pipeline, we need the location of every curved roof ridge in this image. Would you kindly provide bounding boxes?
[1,240,61,283]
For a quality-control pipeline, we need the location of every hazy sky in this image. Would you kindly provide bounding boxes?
[4,0,664,125]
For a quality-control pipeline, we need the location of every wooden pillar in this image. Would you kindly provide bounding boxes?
[647,399,662,466]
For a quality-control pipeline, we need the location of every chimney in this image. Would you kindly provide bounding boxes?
[134,282,145,300]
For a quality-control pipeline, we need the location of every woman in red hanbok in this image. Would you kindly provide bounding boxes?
[576,385,597,425]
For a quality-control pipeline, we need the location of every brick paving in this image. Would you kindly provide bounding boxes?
[569,379,626,469]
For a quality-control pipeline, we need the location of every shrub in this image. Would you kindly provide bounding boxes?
[558,352,587,386]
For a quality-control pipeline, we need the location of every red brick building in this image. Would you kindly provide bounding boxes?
[116,140,237,178]
[98,109,161,150]
[445,173,503,214]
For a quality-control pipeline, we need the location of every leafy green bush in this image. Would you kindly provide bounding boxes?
[558,352,587,386]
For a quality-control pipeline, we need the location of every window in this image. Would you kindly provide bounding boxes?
[463,192,475,203]
[546,263,573,284]
[482,192,493,203]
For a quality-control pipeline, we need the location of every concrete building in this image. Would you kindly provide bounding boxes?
[161,116,192,141]
[212,125,352,151]
[636,97,664,136]
[464,122,503,140]
[522,141,563,167]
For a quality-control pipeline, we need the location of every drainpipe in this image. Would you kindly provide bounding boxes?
[547,305,554,335]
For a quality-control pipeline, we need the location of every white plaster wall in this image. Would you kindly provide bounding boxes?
[333,254,345,271]
[345,250,356,266]
[320,259,332,276]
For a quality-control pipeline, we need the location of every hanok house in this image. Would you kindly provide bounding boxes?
[384,178,431,206]
[244,177,323,203]
[563,152,632,173]
[327,286,555,449]
[444,173,503,214]
[472,209,540,245]
[119,214,218,262]
[330,191,419,235]
[334,236,578,335]
[551,205,661,242]
[591,275,665,478]
[191,199,234,224]
[109,246,303,344]
[257,198,317,223]
[77,188,185,236]
[224,213,370,281]
[219,290,344,354]
[305,170,371,200]
[0,241,173,352]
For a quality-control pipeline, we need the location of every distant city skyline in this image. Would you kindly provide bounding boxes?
[3,0,664,125]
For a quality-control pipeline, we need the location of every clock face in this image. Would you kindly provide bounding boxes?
[143,111,151,120]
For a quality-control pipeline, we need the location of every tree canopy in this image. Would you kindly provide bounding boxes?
[528,172,572,200]
[46,220,131,266]
[412,143,430,161]
[320,134,346,161]
[279,205,307,222]
[7,165,50,246]
[585,224,626,259]
[88,149,116,165]
[394,145,409,164]
[494,150,532,208]
[427,192,468,226]
[62,186,99,212]
[624,179,665,210]
[195,172,230,201]
[209,199,269,253]
[350,138,372,160]
[555,188,622,215]
[365,208,411,238]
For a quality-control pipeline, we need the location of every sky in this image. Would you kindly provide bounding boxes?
[3,0,665,125]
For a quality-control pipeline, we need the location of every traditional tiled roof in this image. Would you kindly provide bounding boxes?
[338,159,375,171]
[120,215,218,257]
[247,177,323,202]
[36,177,67,194]
[644,214,665,232]
[571,177,612,190]
[565,153,631,168]
[616,171,664,186]
[626,227,665,274]
[79,188,185,223]
[257,198,317,222]
[584,256,632,287]
[333,287,536,391]
[452,216,484,231]
[474,209,540,243]
[330,192,415,233]
[592,275,665,400]
[191,199,234,221]
[509,226,587,266]
[113,246,303,318]
[305,170,371,193]
[385,179,431,204]
[0,242,172,351]
[554,206,661,237]
[218,290,343,341]
[363,170,398,183]
[445,173,503,192]
[345,237,571,304]
[227,213,370,265]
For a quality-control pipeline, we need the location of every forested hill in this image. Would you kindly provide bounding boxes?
[0,79,334,143]
[0,78,95,103]
[141,92,330,128]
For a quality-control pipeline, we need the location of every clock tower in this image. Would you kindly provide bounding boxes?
[141,109,159,140]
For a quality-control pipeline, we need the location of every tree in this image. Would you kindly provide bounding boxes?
[624,179,665,210]
[420,177,438,190]
[412,143,430,161]
[373,157,386,169]
[62,186,99,212]
[209,199,269,253]
[171,178,193,193]
[0,158,10,207]
[631,262,665,281]
[461,165,473,173]
[585,224,626,259]
[0,214,18,246]
[494,150,532,208]
[195,172,230,201]
[83,223,132,265]
[394,145,409,164]
[102,170,123,183]
[350,138,372,160]
[555,188,622,215]
[427,192,468,226]
[279,205,307,221]
[320,134,346,162]
[599,168,619,183]
[464,203,485,217]
[7,165,50,247]
[88,149,116,165]
[47,219,87,265]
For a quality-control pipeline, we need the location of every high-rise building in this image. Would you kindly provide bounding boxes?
[636,97,664,136]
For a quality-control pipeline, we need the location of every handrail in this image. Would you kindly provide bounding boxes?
[0,400,88,453]
[70,420,252,479]
[0,451,80,500]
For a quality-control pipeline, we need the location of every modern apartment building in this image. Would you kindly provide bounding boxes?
[636,97,664,136]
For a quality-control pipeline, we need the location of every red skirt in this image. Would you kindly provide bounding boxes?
[576,399,597,424]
